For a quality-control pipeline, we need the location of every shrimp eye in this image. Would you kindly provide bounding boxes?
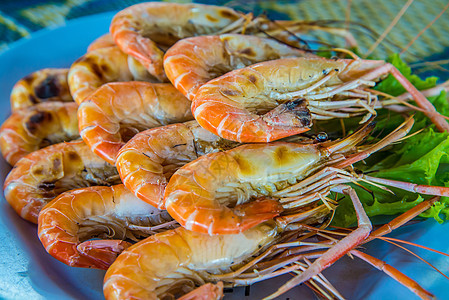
[315,132,328,142]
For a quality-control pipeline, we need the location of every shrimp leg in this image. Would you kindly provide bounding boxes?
[350,250,434,300]
[265,184,372,299]
[359,63,449,132]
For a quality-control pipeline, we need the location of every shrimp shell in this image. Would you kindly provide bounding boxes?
[116,120,239,209]
[0,102,79,165]
[87,33,116,52]
[78,82,193,165]
[103,223,278,299]
[110,2,243,82]
[9,35,117,111]
[163,119,381,235]
[164,34,314,100]
[3,140,120,223]
[192,56,380,143]
[38,184,174,269]
[10,68,72,111]
[68,46,156,104]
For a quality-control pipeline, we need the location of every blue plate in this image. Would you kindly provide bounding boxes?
[0,11,448,300]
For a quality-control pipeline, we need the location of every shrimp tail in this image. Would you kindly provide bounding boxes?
[77,240,133,270]
[178,282,224,300]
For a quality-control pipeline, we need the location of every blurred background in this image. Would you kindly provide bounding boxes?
[0,0,449,79]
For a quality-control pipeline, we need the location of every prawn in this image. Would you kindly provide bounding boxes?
[164,117,445,235]
[192,56,449,143]
[163,34,315,101]
[87,33,116,52]
[116,120,318,209]
[78,82,193,165]
[0,102,79,165]
[111,2,356,82]
[116,120,240,209]
[103,197,439,299]
[10,68,72,111]
[3,140,120,224]
[9,35,117,111]
[38,184,176,270]
[68,46,157,104]
[162,117,449,297]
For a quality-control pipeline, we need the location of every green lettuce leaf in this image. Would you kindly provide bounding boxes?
[375,53,438,96]
[332,55,449,227]
[333,126,449,226]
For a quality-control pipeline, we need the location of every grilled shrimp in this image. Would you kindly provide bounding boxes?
[111,2,357,82]
[116,120,318,209]
[0,102,79,165]
[10,68,72,111]
[103,223,287,300]
[192,56,449,143]
[104,198,439,300]
[38,184,176,269]
[78,82,193,165]
[3,140,120,223]
[87,33,116,52]
[68,46,157,104]
[116,120,239,209]
[9,36,117,110]
[110,2,244,81]
[162,117,449,297]
[164,117,449,235]
[164,34,315,101]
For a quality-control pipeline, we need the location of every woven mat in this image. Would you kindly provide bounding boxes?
[0,0,448,78]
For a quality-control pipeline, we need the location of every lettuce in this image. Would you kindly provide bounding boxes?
[375,53,438,96]
[333,126,449,226]
[331,55,449,227]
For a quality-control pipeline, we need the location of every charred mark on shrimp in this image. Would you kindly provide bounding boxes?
[32,168,43,176]
[38,181,56,191]
[222,89,241,96]
[205,14,218,22]
[67,151,81,162]
[35,75,61,99]
[240,48,257,57]
[26,111,53,134]
[287,99,312,126]
[248,74,257,84]
[219,9,238,19]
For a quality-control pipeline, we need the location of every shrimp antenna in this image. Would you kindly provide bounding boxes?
[257,13,312,50]
[379,238,449,281]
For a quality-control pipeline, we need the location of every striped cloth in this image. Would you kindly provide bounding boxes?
[0,0,448,79]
